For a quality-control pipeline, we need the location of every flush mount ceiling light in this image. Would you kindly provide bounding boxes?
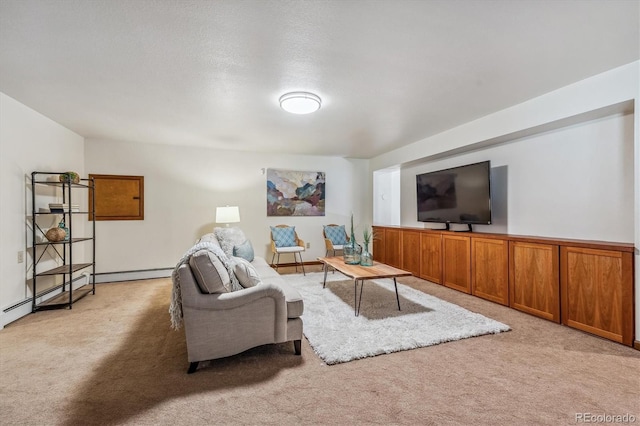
[279,91,322,114]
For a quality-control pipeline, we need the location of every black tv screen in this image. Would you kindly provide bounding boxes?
[416,161,491,225]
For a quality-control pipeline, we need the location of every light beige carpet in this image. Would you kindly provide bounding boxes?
[0,271,638,425]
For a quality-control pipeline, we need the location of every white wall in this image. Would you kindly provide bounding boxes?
[84,139,370,275]
[0,92,85,327]
[373,167,400,226]
[401,112,634,242]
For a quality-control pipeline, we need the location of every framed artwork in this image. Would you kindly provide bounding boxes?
[267,169,325,216]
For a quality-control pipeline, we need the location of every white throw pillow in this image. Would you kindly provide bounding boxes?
[232,257,262,288]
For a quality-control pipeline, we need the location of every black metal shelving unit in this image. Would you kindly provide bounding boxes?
[30,172,96,311]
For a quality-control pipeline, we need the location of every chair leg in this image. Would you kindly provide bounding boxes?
[298,252,306,275]
[187,361,199,374]
[294,339,301,355]
[271,253,276,267]
[276,253,280,271]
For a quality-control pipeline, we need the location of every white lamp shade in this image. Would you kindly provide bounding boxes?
[216,206,240,224]
[279,92,321,114]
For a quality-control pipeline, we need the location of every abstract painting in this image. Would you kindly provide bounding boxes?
[267,169,325,216]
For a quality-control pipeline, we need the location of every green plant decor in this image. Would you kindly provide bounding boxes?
[360,225,374,266]
[343,213,361,264]
[59,171,80,184]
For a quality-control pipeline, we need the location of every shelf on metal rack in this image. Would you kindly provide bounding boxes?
[35,263,93,277]
[32,237,93,246]
[35,286,93,310]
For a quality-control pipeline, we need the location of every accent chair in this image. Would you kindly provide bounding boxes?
[323,224,349,256]
[270,225,306,275]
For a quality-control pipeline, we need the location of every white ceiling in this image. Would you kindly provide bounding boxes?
[1,0,638,159]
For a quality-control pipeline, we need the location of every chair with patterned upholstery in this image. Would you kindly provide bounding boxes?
[270,225,306,275]
[323,224,349,257]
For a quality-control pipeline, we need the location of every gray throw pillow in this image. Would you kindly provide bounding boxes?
[214,227,247,258]
[189,249,232,293]
[232,257,262,288]
[233,239,254,262]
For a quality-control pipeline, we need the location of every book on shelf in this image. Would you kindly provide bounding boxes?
[48,203,80,213]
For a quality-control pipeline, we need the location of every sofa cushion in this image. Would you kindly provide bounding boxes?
[233,239,254,262]
[260,274,304,319]
[214,227,247,258]
[233,257,262,288]
[188,249,231,293]
[279,280,304,319]
[324,225,347,245]
[270,226,297,247]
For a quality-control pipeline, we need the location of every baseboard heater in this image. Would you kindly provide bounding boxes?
[94,267,173,283]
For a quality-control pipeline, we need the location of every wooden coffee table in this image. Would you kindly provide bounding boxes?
[317,256,412,316]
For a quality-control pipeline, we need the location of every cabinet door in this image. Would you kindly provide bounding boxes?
[509,241,559,322]
[442,235,471,293]
[472,237,509,305]
[420,233,442,284]
[401,230,420,276]
[384,229,402,268]
[372,227,385,263]
[89,174,144,220]
[560,247,633,346]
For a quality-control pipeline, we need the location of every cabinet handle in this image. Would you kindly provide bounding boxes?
[132,196,140,199]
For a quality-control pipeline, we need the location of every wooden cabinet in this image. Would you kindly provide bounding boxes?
[560,246,634,346]
[442,235,471,293]
[509,241,560,322]
[401,230,421,276]
[472,237,509,306]
[384,228,402,268]
[370,226,634,347]
[372,227,385,263]
[420,232,442,284]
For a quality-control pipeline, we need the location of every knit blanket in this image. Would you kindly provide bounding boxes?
[169,241,241,330]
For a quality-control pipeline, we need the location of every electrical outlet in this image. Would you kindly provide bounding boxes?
[306,242,310,249]
[17,251,24,263]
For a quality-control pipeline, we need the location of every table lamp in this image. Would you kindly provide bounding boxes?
[216,206,240,227]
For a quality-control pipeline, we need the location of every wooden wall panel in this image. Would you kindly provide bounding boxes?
[420,232,442,284]
[384,229,402,269]
[372,227,385,263]
[401,230,421,276]
[560,247,633,345]
[509,241,560,322]
[442,235,471,293]
[472,237,509,305]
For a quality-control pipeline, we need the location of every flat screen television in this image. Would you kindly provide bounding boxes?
[416,161,491,225]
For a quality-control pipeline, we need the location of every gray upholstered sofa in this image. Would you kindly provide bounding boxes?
[173,229,304,374]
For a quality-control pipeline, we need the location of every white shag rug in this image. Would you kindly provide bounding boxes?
[283,272,510,365]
